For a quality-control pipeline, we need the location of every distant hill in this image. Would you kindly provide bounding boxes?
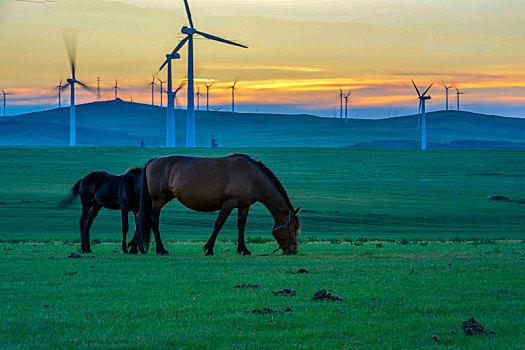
[1,99,524,149]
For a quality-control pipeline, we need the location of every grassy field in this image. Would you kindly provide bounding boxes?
[0,147,524,242]
[0,147,524,348]
[1,241,523,349]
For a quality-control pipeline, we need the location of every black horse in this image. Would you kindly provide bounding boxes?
[66,167,142,253]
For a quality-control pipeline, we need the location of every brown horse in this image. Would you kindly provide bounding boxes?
[128,154,301,256]
[66,167,142,253]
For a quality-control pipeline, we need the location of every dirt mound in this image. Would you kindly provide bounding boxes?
[247,307,293,314]
[273,288,296,296]
[286,268,309,274]
[234,283,260,289]
[462,318,495,335]
[312,289,343,302]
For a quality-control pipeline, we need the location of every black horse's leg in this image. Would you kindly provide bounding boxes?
[121,209,129,254]
[237,206,252,256]
[79,196,92,253]
[204,202,235,256]
[83,204,101,253]
[151,206,169,255]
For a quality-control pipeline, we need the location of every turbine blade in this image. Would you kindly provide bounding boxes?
[183,0,194,28]
[158,36,189,73]
[77,81,95,94]
[195,30,248,48]
[62,28,77,70]
[62,82,71,89]
[411,79,421,97]
[422,83,433,96]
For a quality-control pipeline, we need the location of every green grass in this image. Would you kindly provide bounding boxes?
[1,241,523,349]
[0,147,524,242]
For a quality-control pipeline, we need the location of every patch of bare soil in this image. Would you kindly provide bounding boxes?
[312,289,343,302]
[273,288,296,296]
[247,307,293,314]
[462,318,495,335]
[234,283,261,289]
[286,268,309,274]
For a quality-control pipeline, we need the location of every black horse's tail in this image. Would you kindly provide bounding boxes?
[136,158,156,252]
[58,179,82,208]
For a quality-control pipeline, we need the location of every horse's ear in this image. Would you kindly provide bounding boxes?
[293,207,301,217]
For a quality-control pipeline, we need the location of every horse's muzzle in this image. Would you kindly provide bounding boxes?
[283,246,298,255]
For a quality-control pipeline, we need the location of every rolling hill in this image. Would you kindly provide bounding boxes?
[1,99,524,149]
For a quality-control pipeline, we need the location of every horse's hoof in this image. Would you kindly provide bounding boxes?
[157,250,170,256]
[243,251,252,256]
[122,250,129,254]
[129,250,138,255]
[205,251,214,256]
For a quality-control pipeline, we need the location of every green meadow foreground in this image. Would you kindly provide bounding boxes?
[1,242,523,349]
[0,147,524,348]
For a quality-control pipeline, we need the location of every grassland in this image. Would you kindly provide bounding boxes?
[1,241,523,349]
[0,147,524,349]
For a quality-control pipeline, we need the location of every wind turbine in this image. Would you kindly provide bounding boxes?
[339,88,343,119]
[62,29,92,146]
[113,80,121,100]
[157,78,165,107]
[177,0,247,146]
[231,81,237,114]
[456,88,465,111]
[205,83,213,111]
[412,79,432,150]
[97,77,101,101]
[55,80,64,108]
[196,87,201,111]
[2,90,11,117]
[442,84,452,110]
[343,91,351,124]
[150,77,156,106]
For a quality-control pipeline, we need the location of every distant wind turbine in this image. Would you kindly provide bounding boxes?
[169,0,247,146]
[196,87,201,111]
[339,88,343,119]
[113,80,121,100]
[150,77,156,106]
[2,90,12,117]
[205,83,213,111]
[97,77,101,101]
[412,79,432,150]
[456,88,465,111]
[442,84,452,110]
[343,91,351,124]
[55,80,64,108]
[231,81,237,114]
[62,29,93,146]
[157,79,165,107]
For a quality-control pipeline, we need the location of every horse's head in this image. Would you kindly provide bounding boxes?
[272,207,301,255]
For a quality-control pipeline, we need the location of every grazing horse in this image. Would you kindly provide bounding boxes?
[128,154,301,256]
[68,167,142,253]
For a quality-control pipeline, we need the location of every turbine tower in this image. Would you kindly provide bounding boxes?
[177,0,247,146]
[2,90,11,117]
[114,80,121,100]
[456,88,464,111]
[196,87,201,111]
[205,83,212,112]
[150,77,156,106]
[62,30,92,146]
[97,77,101,101]
[343,91,351,124]
[339,88,343,119]
[157,49,182,147]
[231,81,237,114]
[55,80,64,108]
[442,84,452,110]
[157,79,165,107]
[412,79,432,150]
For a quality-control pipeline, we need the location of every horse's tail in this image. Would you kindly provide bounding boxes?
[137,158,156,252]
[58,179,82,208]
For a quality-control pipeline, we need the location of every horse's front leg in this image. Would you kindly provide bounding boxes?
[151,205,169,255]
[237,206,252,256]
[204,201,235,256]
[121,209,129,253]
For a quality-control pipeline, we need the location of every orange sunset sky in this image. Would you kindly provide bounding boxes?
[1,0,525,118]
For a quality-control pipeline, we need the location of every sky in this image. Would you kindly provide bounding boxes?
[1,0,525,118]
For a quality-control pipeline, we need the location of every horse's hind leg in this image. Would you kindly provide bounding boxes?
[83,204,101,253]
[204,202,235,256]
[151,205,169,255]
[237,206,252,256]
[79,196,92,253]
[121,209,129,254]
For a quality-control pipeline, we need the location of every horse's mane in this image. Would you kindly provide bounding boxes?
[231,153,293,210]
